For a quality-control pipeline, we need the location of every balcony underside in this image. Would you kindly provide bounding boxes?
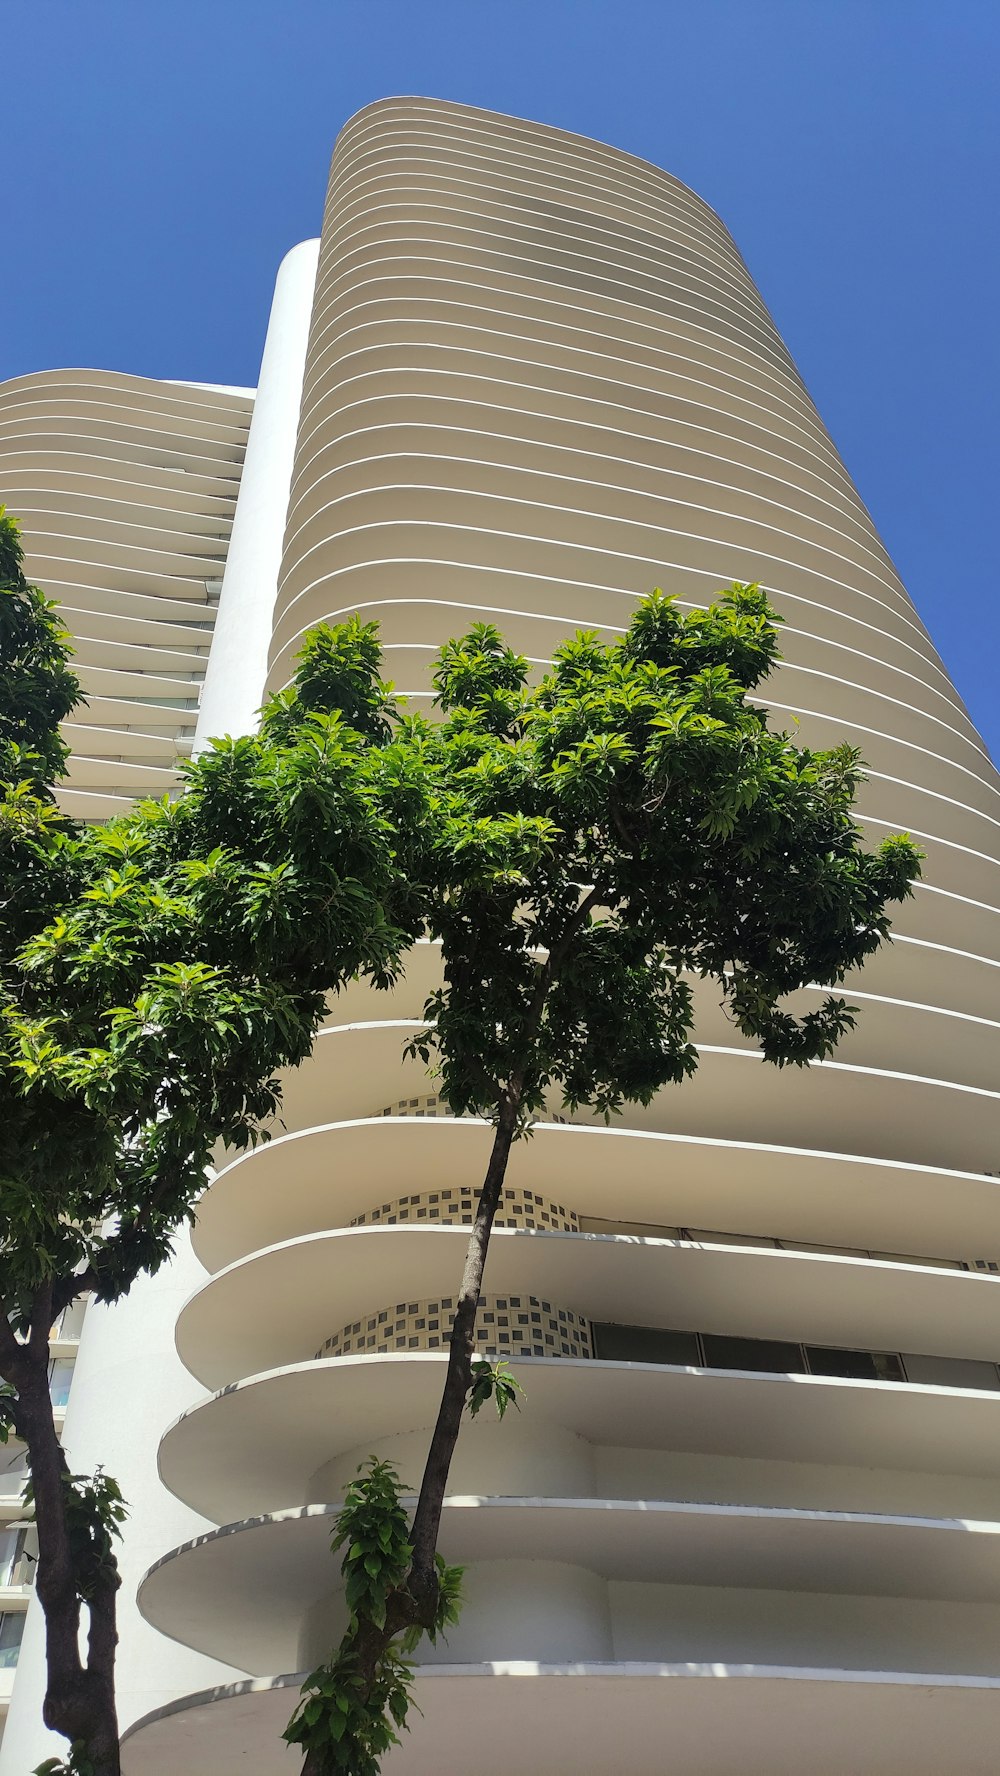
[263,1019,1000,1174]
[176,1221,1000,1392]
[159,1354,1000,1523]
[138,1497,1000,1675]
[195,1114,1000,1275]
[120,1663,1000,1776]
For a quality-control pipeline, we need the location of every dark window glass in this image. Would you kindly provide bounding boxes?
[701,1334,806,1374]
[592,1323,700,1366]
[805,1346,904,1382]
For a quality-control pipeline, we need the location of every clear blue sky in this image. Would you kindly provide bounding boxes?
[7,1,999,758]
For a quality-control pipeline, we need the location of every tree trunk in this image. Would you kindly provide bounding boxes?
[298,911,600,1763]
[407,1090,520,1607]
[296,1098,523,1771]
[0,1305,122,1776]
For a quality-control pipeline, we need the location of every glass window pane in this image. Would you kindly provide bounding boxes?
[0,1532,21,1586]
[592,1323,700,1366]
[0,1613,24,1668]
[805,1346,904,1381]
[806,1345,877,1379]
[48,1361,73,1409]
[701,1334,806,1374]
[902,1354,1000,1391]
[872,1351,906,1382]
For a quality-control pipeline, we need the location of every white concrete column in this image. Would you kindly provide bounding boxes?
[0,241,321,1775]
[194,236,320,747]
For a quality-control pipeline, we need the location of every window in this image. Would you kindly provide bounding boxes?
[48,1360,74,1409]
[683,1228,780,1250]
[0,1612,24,1669]
[592,1323,700,1365]
[901,1353,1000,1391]
[0,1452,28,1502]
[0,1531,26,1588]
[578,1216,682,1239]
[804,1346,905,1382]
[702,1334,807,1374]
[591,1320,1000,1393]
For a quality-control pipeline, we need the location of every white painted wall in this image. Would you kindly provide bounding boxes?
[591,1446,1000,1519]
[300,1559,614,1668]
[194,237,320,748]
[311,1431,1000,1523]
[308,1418,598,1503]
[608,1581,1000,1674]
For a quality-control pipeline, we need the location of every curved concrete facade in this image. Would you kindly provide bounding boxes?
[121,99,1000,1773]
[0,369,253,816]
[5,96,1000,1774]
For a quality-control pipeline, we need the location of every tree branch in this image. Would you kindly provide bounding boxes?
[406,881,602,1604]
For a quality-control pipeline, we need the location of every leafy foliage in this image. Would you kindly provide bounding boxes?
[0,518,921,1776]
[286,583,921,1776]
[0,506,431,1775]
[0,590,429,1319]
[33,1746,95,1776]
[408,585,921,1123]
[0,507,80,791]
[23,1467,127,1603]
[467,1357,525,1419]
[285,1462,462,1774]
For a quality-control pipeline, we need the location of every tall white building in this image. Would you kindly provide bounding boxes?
[2,98,1000,1774]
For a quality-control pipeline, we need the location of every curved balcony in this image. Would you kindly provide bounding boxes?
[0,367,252,791]
[175,1224,1000,1392]
[261,1018,1000,1173]
[267,587,991,779]
[276,448,927,636]
[280,404,898,568]
[158,1355,1000,1524]
[138,1497,1000,1675]
[193,1116,1000,1275]
[118,1662,1000,1776]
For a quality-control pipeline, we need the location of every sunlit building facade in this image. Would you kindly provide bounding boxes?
[3,99,1000,1774]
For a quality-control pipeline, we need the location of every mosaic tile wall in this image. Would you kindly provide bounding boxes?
[349,1187,578,1232]
[316,1294,593,1360]
[377,1094,448,1118]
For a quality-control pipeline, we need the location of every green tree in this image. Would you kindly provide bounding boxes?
[0,510,426,1776]
[287,583,921,1773]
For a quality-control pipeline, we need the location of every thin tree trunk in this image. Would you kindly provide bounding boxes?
[0,1295,122,1776]
[406,1089,520,1608]
[406,892,601,1608]
[300,901,603,1768]
[299,1095,523,1776]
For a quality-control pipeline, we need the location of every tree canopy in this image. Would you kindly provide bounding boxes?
[288,582,922,1774]
[0,501,924,1776]
[0,508,427,1775]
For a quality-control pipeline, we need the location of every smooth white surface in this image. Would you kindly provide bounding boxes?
[136,1498,1000,1675]
[173,1221,1000,1390]
[193,239,319,748]
[158,1353,1000,1525]
[120,1663,1000,1776]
